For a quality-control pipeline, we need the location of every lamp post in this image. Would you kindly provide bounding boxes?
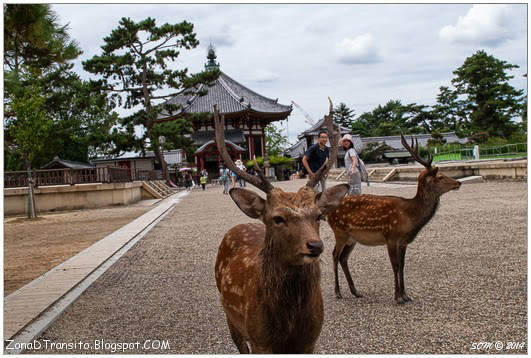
[159,135,167,182]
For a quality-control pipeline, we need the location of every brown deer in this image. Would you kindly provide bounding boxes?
[214,100,349,353]
[327,134,461,304]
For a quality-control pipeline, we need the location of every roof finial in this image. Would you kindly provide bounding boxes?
[205,42,220,71]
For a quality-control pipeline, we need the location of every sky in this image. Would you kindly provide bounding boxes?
[52,3,528,145]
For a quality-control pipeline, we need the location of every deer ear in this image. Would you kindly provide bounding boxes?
[315,184,349,215]
[229,188,266,219]
[427,167,439,176]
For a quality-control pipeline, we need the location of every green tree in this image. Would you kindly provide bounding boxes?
[265,123,289,157]
[40,67,120,163]
[334,102,355,128]
[83,17,219,182]
[449,50,525,138]
[432,85,469,137]
[353,100,427,137]
[5,75,52,171]
[4,4,92,170]
[3,4,81,77]
[151,117,198,160]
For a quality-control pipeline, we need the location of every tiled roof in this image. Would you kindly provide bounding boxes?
[91,149,185,164]
[285,139,307,159]
[297,117,351,139]
[192,129,246,146]
[41,157,94,169]
[285,139,351,159]
[195,140,246,154]
[361,132,466,150]
[158,72,292,118]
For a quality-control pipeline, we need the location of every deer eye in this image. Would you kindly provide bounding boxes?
[273,216,285,225]
[317,214,325,221]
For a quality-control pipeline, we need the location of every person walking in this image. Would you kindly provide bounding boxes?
[302,131,329,192]
[235,159,247,187]
[219,164,230,195]
[340,134,362,195]
[231,169,237,189]
[185,172,193,191]
[200,173,207,191]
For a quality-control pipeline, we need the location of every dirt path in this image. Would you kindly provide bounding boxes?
[27,180,526,354]
[4,204,152,296]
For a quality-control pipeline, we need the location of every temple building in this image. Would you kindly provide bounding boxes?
[158,45,292,177]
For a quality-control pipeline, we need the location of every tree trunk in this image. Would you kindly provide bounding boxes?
[25,159,37,218]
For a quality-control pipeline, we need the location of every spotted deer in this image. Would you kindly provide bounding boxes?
[214,100,348,353]
[328,134,461,304]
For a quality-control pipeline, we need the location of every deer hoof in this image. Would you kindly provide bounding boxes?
[395,296,410,304]
[335,291,343,299]
[352,291,363,298]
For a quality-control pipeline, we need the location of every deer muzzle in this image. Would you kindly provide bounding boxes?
[306,241,324,257]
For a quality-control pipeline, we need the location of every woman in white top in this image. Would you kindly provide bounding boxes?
[340,134,362,195]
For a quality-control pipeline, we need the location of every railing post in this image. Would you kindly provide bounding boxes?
[473,145,480,160]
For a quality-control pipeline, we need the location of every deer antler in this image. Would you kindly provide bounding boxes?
[214,105,274,194]
[400,133,433,169]
[307,97,339,189]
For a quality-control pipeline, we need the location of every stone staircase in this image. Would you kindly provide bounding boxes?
[142,180,179,199]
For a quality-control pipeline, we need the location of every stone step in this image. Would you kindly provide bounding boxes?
[458,175,484,184]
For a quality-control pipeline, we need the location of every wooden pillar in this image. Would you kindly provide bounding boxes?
[248,125,253,158]
[250,136,255,158]
[261,134,265,158]
[200,156,205,171]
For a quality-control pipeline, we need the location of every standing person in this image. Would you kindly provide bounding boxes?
[219,164,230,195]
[302,131,329,192]
[231,168,237,189]
[200,173,207,191]
[340,134,361,195]
[185,172,192,191]
[235,159,247,187]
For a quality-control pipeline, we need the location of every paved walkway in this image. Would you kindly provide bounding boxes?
[6,180,528,354]
[4,192,187,347]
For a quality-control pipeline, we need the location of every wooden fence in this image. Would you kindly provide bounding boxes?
[4,167,133,188]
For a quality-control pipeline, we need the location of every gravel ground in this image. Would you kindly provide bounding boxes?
[30,180,527,354]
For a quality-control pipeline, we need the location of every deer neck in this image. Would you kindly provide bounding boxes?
[259,236,321,308]
[410,183,440,227]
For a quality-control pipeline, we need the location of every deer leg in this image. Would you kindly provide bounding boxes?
[398,244,411,302]
[333,242,346,299]
[339,243,362,297]
[226,318,250,354]
[386,244,405,304]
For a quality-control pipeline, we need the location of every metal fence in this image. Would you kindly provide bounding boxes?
[433,143,527,162]
[4,166,133,188]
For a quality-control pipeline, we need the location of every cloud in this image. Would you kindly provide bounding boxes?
[335,34,381,64]
[249,69,280,83]
[204,29,236,48]
[439,5,517,46]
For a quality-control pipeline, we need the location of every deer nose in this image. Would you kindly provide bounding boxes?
[307,241,324,256]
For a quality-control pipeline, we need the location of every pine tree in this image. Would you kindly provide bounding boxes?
[83,17,220,182]
[449,50,525,138]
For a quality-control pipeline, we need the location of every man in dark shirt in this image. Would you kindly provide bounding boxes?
[302,131,329,191]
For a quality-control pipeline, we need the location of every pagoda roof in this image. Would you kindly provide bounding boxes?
[158,72,292,119]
